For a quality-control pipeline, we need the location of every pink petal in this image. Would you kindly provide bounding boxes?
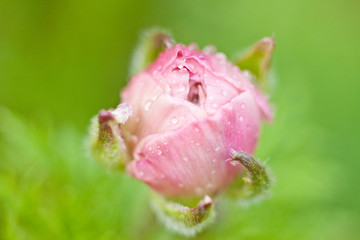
[127,91,262,197]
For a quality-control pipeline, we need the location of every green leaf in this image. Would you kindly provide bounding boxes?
[150,193,215,236]
[130,28,173,76]
[233,37,275,89]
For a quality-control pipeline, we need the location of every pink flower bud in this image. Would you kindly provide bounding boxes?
[120,44,273,198]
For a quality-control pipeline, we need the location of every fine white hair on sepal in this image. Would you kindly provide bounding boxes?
[150,194,216,237]
[237,161,276,208]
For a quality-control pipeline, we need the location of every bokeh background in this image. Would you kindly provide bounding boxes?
[1,0,359,239]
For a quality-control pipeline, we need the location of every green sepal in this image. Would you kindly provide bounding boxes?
[226,151,273,206]
[87,105,132,170]
[233,37,275,89]
[130,28,173,76]
[150,193,215,236]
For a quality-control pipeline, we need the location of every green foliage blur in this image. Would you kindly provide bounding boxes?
[1,0,359,239]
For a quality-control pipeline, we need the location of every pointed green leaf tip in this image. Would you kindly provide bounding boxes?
[227,151,273,205]
[150,194,215,236]
[130,29,173,76]
[234,37,275,89]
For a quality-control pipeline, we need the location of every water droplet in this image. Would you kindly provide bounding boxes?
[157,150,162,155]
[132,136,138,143]
[215,147,220,151]
[178,86,186,92]
[227,120,231,125]
[171,117,178,124]
[144,101,152,111]
[243,71,251,79]
[148,146,152,151]
[195,187,203,195]
[183,156,189,162]
[240,116,243,122]
[152,95,159,101]
[230,161,239,166]
[206,183,214,189]
[163,140,168,145]
[241,103,245,109]
[215,53,227,61]
[198,55,205,60]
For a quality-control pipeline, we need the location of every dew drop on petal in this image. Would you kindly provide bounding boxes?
[198,55,205,60]
[183,156,189,162]
[178,86,186,92]
[171,117,178,124]
[206,183,214,189]
[144,101,152,111]
[131,135,138,143]
[195,187,203,195]
[157,150,162,155]
[230,161,239,166]
[215,146,220,151]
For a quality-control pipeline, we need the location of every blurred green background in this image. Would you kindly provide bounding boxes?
[1,0,359,239]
